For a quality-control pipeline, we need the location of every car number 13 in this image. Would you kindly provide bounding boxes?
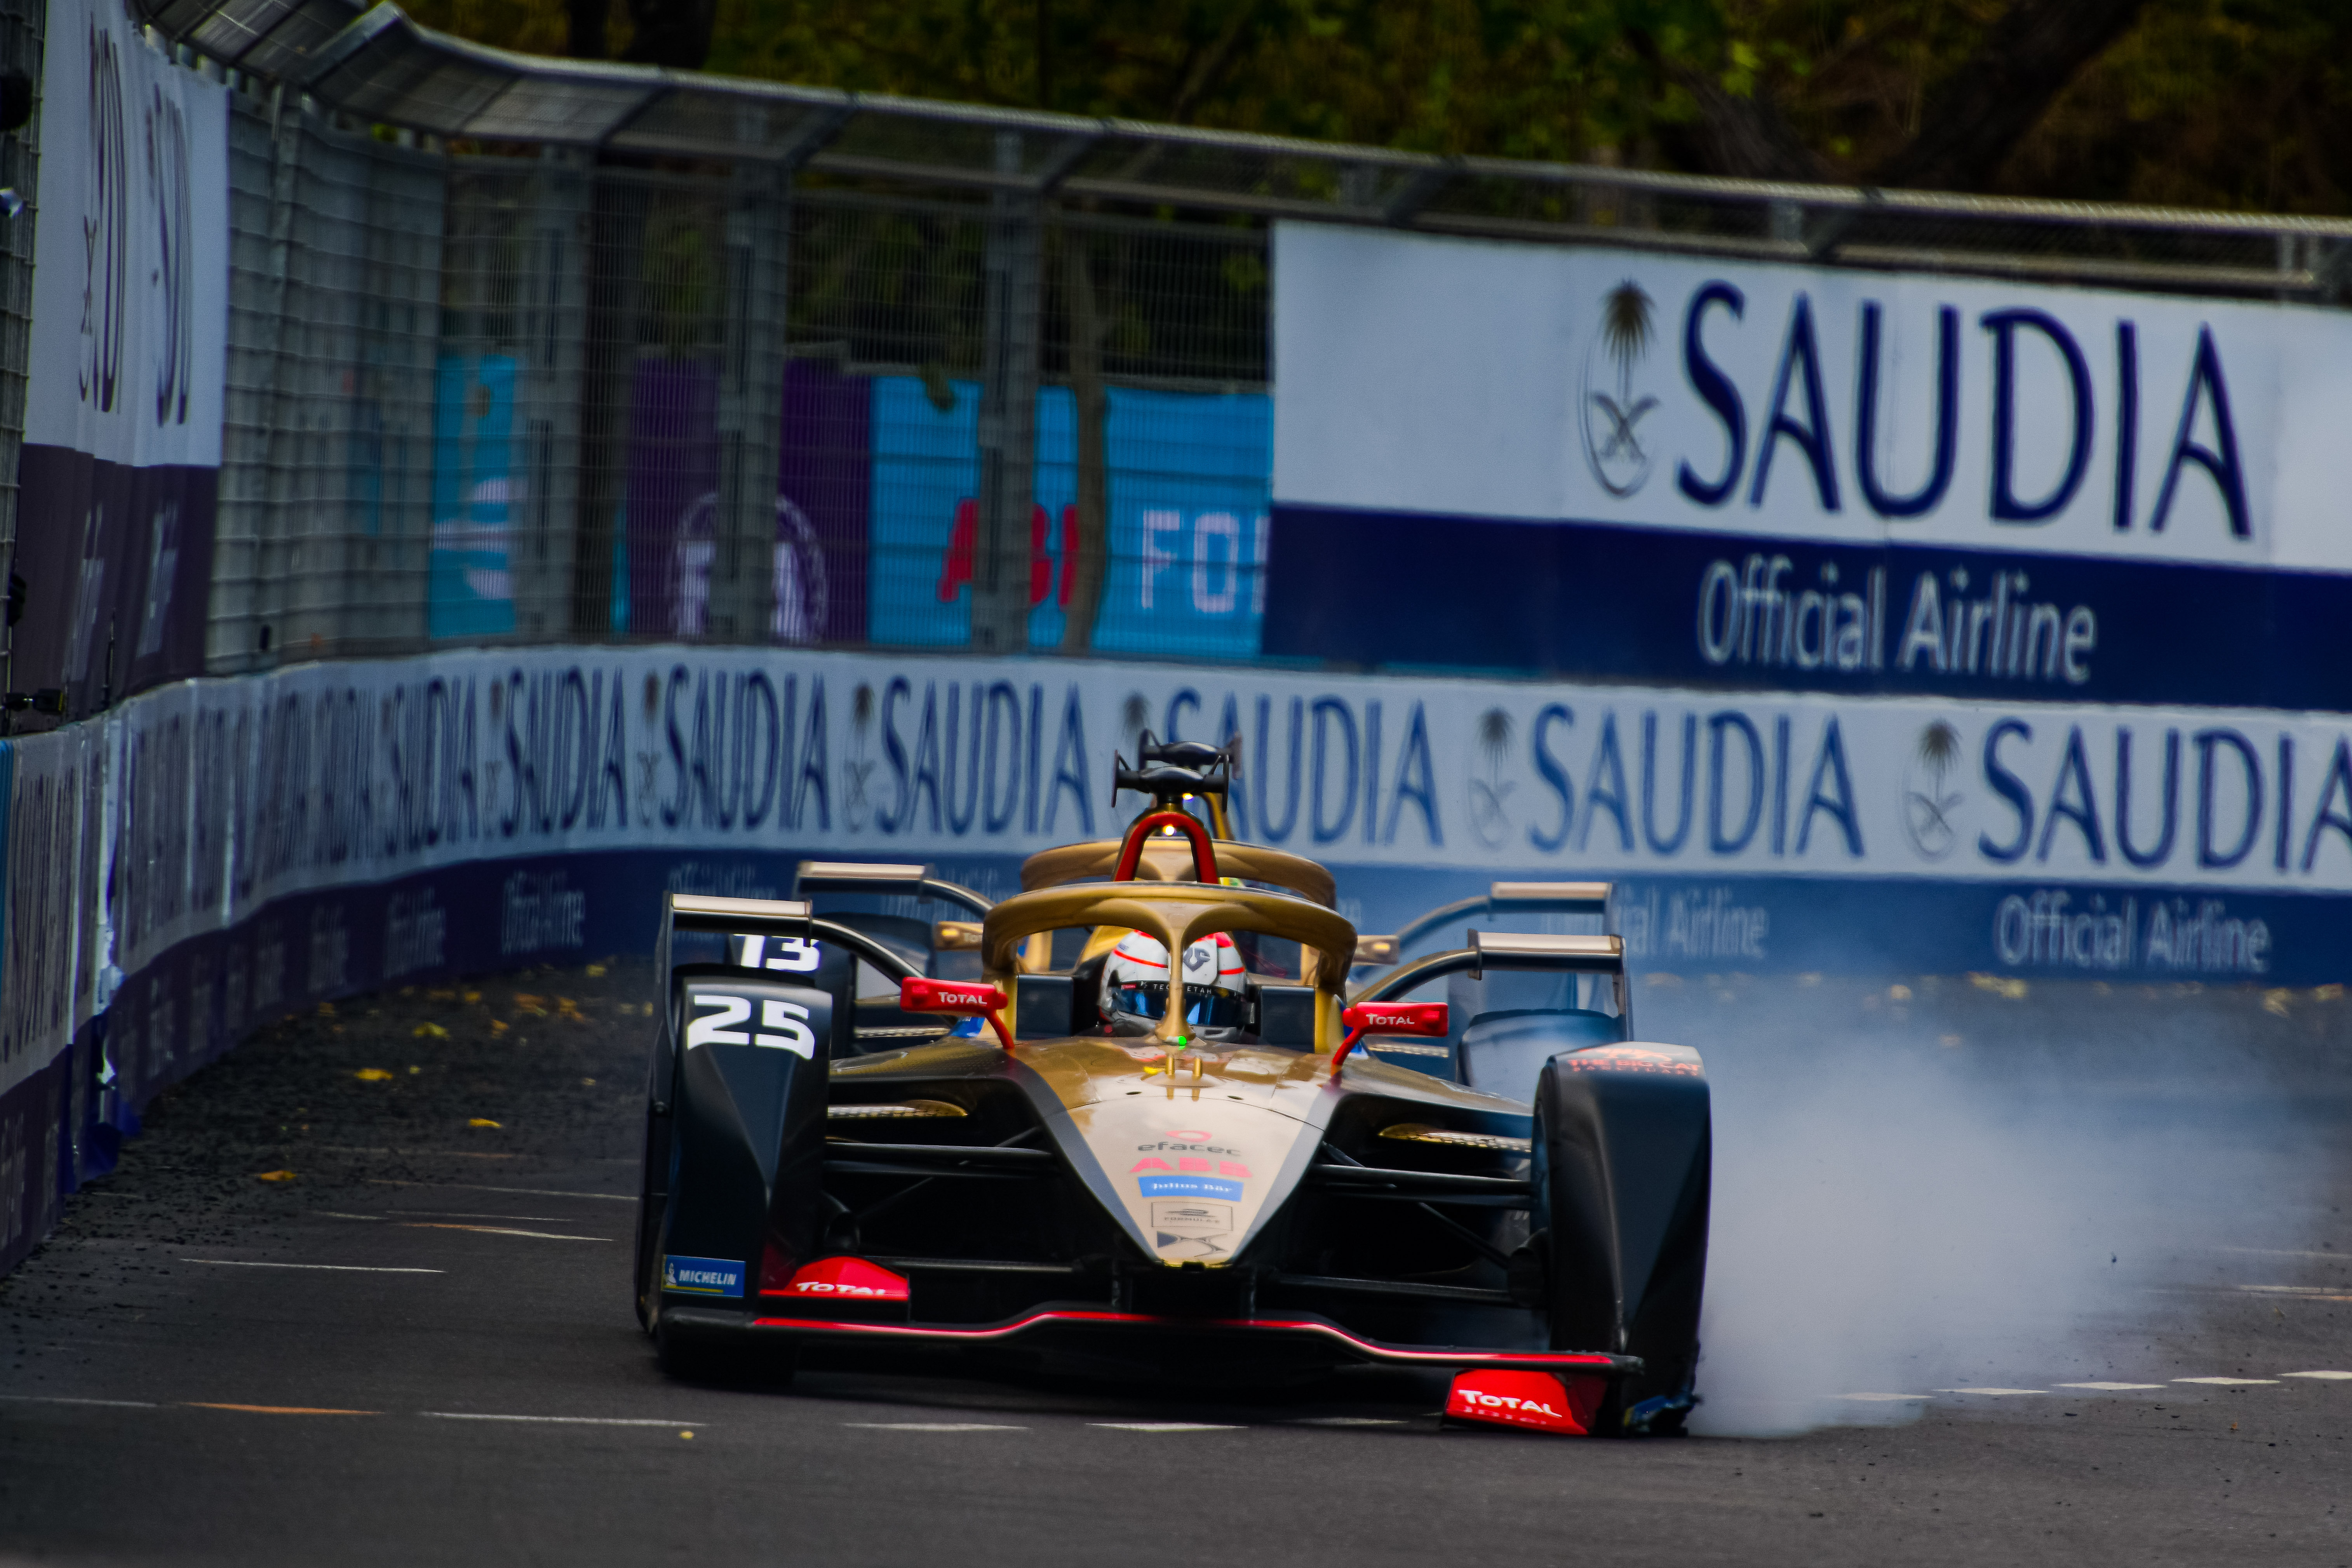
[687,995,818,1058]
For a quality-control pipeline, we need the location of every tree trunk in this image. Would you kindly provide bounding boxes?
[1059,232,1109,654]
[1871,0,2150,192]
[566,0,607,60]
[623,0,714,70]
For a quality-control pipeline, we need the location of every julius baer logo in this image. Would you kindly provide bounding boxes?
[1580,278,2256,690]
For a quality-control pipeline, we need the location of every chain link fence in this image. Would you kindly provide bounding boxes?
[202,89,1276,671]
[33,2,2352,687]
[0,0,40,597]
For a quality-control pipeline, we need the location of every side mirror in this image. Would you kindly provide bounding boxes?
[1341,1001,1449,1036]
[932,920,983,950]
[900,977,1007,1016]
[899,977,1014,1052]
[1331,1000,1448,1079]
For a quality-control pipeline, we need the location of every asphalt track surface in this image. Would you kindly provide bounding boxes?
[4,963,2352,1566]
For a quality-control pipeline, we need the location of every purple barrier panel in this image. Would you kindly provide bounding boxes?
[624,360,719,638]
[11,448,217,713]
[780,359,872,646]
[625,359,872,642]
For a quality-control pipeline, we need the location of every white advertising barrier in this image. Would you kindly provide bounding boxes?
[12,643,2352,1098]
[69,645,2352,993]
[24,0,230,468]
[1273,222,2339,569]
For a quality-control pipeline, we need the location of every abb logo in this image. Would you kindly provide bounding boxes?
[1130,1157,1250,1177]
[936,500,1076,608]
[1444,1370,1605,1436]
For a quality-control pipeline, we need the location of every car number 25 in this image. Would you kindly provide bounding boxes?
[686,995,818,1058]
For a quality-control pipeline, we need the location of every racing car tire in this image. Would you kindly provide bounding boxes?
[1532,1052,1711,1436]
[634,1101,670,1332]
[654,1315,797,1386]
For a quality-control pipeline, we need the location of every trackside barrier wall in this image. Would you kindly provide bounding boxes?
[12,641,2352,1272]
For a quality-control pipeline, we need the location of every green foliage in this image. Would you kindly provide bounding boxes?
[409,0,2352,211]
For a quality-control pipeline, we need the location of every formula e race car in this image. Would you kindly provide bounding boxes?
[633,739,1710,1437]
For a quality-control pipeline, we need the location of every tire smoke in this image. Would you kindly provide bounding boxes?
[1650,975,2346,1437]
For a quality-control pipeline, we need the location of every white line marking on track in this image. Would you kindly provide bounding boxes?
[1935,1388,2048,1396]
[844,1422,1027,1431]
[317,1210,587,1225]
[2284,1370,2352,1380]
[395,1223,606,1241]
[421,1413,703,1427]
[364,1179,632,1202]
[2175,1377,2280,1385]
[1838,1393,1932,1402]
[2057,1382,2167,1390]
[0,1394,158,1408]
[180,1259,443,1274]
[1089,1422,1242,1431]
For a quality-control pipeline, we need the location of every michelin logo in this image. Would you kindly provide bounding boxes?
[662,1255,746,1298]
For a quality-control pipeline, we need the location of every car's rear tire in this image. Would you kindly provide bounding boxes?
[634,1105,668,1333]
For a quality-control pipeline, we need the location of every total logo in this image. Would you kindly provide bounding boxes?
[1444,1370,1600,1436]
[1457,1390,1562,1417]
[789,1279,894,1297]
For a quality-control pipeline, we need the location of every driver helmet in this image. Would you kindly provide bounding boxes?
[1100,930,1248,1041]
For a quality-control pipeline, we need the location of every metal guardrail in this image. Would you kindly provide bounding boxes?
[139,0,2352,302]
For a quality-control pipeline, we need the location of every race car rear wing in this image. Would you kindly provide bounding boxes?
[791,860,994,917]
[1354,881,1614,968]
[655,892,926,988]
[1350,930,1631,1033]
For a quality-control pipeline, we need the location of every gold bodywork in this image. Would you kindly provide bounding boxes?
[1017,838,1337,908]
[978,879,1356,1051]
[888,874,1365,1267]
[834,839,1525,1271]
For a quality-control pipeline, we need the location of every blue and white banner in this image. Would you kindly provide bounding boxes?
[1266,223,2352,705]
[72,647,2352,993]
